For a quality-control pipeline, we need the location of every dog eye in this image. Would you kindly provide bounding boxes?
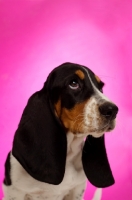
[69,80,80,90]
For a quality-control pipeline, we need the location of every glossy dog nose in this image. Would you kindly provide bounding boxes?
[99,102,118,120]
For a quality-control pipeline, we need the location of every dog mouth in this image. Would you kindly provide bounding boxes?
[97,120,116,133]
[73,119,116,137]
[106,124,115,132]
[84,120,116,134]
[85,121,116,138]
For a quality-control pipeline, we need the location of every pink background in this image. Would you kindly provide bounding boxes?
[0,0,132,199]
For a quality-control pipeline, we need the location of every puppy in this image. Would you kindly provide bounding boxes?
[3,62,118,200]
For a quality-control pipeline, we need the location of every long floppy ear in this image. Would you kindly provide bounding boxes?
[12,89,67,185]
[82,135,115,188]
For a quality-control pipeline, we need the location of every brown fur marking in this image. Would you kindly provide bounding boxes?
[95,75,101,83]
[60,100,87,133]
[75,70,85,80]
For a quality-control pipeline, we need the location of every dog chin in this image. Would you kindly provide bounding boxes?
[90,132,105,138]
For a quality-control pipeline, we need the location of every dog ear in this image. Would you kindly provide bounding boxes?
[12,89,67,185]
[82,135,115,188]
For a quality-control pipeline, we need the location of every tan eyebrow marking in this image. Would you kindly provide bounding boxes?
[75,70,85,80]
[95,75,101,83]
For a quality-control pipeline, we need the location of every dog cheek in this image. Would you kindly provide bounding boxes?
[84,97,104,131]
[60,102,87,132]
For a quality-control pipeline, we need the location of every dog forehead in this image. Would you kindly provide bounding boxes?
[75,66,100,87]
[48,63,102,92]
[53,64,95,81]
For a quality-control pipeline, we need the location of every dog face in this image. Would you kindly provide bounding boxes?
[47,63,118,138]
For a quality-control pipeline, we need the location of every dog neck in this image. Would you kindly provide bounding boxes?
[66,131,86,162]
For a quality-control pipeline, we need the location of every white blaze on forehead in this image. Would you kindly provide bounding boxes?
[81,66,112,102]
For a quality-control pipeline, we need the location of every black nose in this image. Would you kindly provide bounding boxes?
[99,102,118,120]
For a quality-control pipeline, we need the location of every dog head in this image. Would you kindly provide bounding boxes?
[12,62,118,187]
[48,63,118,137]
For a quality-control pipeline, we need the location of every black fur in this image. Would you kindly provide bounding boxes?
[12,89,67,185]
[82,136,115,187]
